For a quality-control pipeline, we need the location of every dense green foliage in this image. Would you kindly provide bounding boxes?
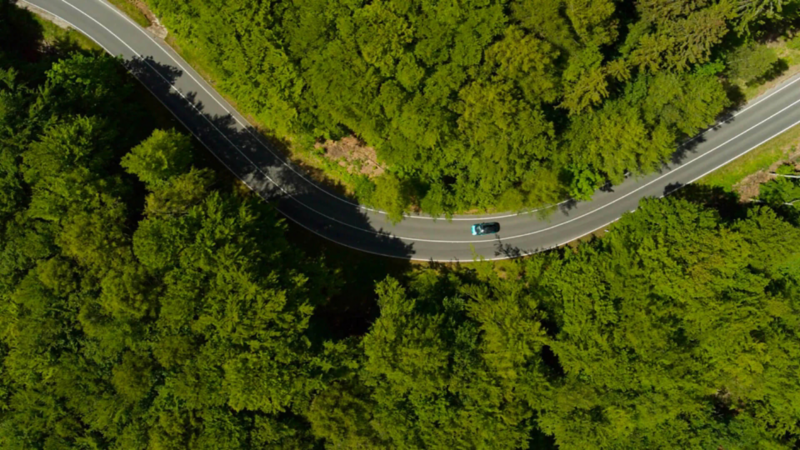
[727,42,780,82]
[0,14,335,447]
[5,5,800,449]
[144,0,796,214]
[306,196,800,449]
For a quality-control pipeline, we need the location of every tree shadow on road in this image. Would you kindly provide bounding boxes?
[494,238,529,259]
[125,55,419,338]
[126,55,414,258]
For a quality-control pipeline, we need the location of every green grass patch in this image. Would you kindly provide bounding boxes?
[106,0,151,28]
[700,35,800,194]
[698,123,800,191]
[33,15,102,52]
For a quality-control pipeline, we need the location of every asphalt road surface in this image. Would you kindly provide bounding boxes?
[24,0,800,261]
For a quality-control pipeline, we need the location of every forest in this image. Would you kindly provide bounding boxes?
[142,0,797,216]
[3,3,800,449]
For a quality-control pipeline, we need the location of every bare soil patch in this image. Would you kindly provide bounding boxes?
[733,145,800,201]
[315,136,385,178]
[133,0,167,38]
[119,0,167,38]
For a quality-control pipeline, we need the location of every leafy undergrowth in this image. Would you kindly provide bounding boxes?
[735,35,800,101]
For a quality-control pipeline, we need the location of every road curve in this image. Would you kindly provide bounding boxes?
[23,0,800,261]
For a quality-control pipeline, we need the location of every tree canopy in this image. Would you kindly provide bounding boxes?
[4,4,800,450]
[143,0,797,214]
[310,197,800,449]
[0,20,335,448]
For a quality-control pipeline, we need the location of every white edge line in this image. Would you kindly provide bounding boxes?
[75,0,800,223]
[397,95,800,244]
[733,72,800,116]
[54,0,419,236]
[92,0,800,221]
[29,1,800,259]
[14,2,564,261]
[91,0,547,222]
[95,0,800,223]
[503,116,800,264]
[95,0,572,221]
[92,0,422,218]
[50,0,574,242]
[15,3,428,261]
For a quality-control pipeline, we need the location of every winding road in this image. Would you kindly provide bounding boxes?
[22,0,800,261]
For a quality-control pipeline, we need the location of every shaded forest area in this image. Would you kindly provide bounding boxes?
[144,0,799,219]
[3,4,800,449]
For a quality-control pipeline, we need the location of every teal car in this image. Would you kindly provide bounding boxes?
[471,222,500,236]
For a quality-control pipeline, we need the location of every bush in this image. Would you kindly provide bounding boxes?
[727,43,779,82]
[371,174,410,224]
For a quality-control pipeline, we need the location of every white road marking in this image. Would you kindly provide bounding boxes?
[29,0,800,256]
[94,0,800,222]
[93,0,408,217]
[21,3,417,259]
[54,0,416,239]
[372,98,800,244]
[733,72,800,115]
